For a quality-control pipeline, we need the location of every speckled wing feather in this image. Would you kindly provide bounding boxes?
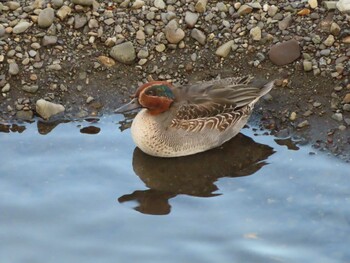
[170,76,263,132]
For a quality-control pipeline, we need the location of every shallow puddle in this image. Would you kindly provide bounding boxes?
[0,116,349,263]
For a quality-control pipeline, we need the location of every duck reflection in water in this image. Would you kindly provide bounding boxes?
[118,132,274,215]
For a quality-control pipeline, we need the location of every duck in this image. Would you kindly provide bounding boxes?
[115,76,274,158]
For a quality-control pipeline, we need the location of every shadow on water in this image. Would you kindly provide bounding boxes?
[119,133,275,215]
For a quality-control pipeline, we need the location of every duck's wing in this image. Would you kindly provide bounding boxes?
[170,77,274,132]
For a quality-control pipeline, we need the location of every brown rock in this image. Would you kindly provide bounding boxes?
[268,39,301,66]
[343,94,350,104]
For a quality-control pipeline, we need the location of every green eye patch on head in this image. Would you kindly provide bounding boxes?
[145,85,175,100]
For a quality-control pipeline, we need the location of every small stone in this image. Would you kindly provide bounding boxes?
[1,83,10,93]
[36,99,65,119]
[52,0,63,9]
[303,60,313,71]
[308,0,318,8]
[324,1,338,10]
[16,110,33,121]
[337,0,350,13]
[278,14,292,30]
[191,28,206,45]
[22,85,39,93]
[56,6,71,20]
[71,0,93,6]
[195,0,208,13]
[137,49,149,59]
[330,22,341,36]
[12,21,32,34]
[74,14,88,29]
[185,12,199,28]
[86,96,94,104]
[313,102,322,108]
[110,41,136,64]
[297,120,309,128]
[47,64,62,71]
[7,1,20,10]
[237,4,253,15]
[155,44,166,52]
[0,24,5,37]
[9,62,19,75]
[132,0,145,9]
[38,8,55,28]
[290,112,297,121]
[154,0,165,9]
[323,35,335,46]
[332,113,343,122]
[268,5,278,17]
[42,36,58,46]
[136,30,145,40]
[250,26,261,41]
[343,104,350,111]
[215,40,234,58]
[165,20,185,44]
[343,94,350,104]
[97,56,115,67]
[320,49,331,56]
[268,39,301,66]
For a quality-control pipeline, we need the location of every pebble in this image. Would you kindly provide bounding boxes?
[191,29,206,45]
[12,21,32,34]
[250,26,261,41]
[110,41,136,64]
[337,0,350,13]
[57,6,72,20]
[132,0,145,9]
[330,22,341,36]
[42,36,58,46]
[165,20,185,44]
[9,62,19,75]
[268,5,278,17]
[290,112,297,121]
[308,0,318,8]
[156,44,166,52]
[74,14,88,29]
[279,14,292,30]
[52,0,63,9]
[16,110,33,121]
[97,56,115,67]
[0,24,5,37]
[332,113,343,122]
[7,1,20,10]
[237,4,253,16]
[215,40,234,58]
[323,35,335,46]
[137,49,149,59]
[297,120,309,128]
[154,0,165,9]
[71,0,93,6]
[1,83,10,93]
[303,60,313,71]
[36,99,65,119]
[343,94,350,104]
[86,96,94,104]
[38,8,55,28]
[185,12,199,28]
[343,104,350,111]
[195,0,208,13]
[268,39,301,66]
[22,85,39,93]
[324,1,338,10]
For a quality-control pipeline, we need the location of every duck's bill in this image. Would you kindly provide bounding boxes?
[115,98,142,113]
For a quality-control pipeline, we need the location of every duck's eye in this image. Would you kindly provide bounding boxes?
[146,90,156,96]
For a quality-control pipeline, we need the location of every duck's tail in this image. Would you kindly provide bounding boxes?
[258,80,274,97]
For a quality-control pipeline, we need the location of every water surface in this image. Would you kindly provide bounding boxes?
[0,116,349,263]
